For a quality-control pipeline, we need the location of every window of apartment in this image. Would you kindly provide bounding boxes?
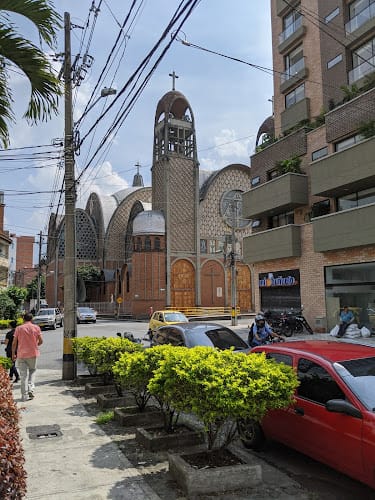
[269,211,294,229]
[352,36,375,69]
[325,7,340,23]
[284,45,304,78]
[311,146,328,161]
[335,133,364,152]
[337,187,375,211]
[283,6,302,37]
[327,54,343,69]
[251,219,261,228]
[200,239,207,253]
[285,83,305,108]
[251,176,260,186]
[349,0,375,20]
[267,168,280,180]
[311,199,330,218]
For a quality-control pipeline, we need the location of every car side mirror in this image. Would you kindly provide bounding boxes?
[326,399,362,419]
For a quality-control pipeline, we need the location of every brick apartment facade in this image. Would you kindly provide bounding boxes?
[243,0,375,332]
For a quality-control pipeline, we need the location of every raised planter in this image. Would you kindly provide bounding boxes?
[96,392,135,409]
[76,374,103,385]
[114,406,164,427]
[168,444,262,497]
[85,382,116,396]
[136,424,204,452]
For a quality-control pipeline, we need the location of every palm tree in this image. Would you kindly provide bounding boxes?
[0,0,62,147]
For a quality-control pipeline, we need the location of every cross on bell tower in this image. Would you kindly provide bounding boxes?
[169,70,179,90]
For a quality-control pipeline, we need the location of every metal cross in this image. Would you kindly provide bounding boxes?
[169,70,179,90]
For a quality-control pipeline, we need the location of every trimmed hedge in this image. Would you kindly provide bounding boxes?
[0,366,27,499]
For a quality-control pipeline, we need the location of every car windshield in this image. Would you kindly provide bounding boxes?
[164,312,187,322]
[334,356,375,411]
[79,308,94,313]
[186,327,248,350]
[37,309,54,316]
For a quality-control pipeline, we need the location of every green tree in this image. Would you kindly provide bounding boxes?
[25,275,45,301]
[77,265,101,284]
[0,0,62,147]
[0,291,16,319]
[6,285,27,309]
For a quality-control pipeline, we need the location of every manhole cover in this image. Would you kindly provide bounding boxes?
[26,424,62,440]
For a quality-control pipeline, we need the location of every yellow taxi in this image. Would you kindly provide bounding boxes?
[148,310,188,339]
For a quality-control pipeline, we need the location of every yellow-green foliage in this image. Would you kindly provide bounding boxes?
[148,347,298,449]
[71,337,104,367]
[0,357,12,369]
[113,346,172,411]
[89,337,143,377]
[0,319,22,330]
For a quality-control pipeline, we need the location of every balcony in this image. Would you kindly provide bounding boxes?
[243,225,301,263]
[349,55,375,85]
[242,173,308,219]
[310,136,375,198]
[280,58,308,94]
[278,18,306,53]
[345,3,375,35]
[313,203,375,252]
[281,97,310,134]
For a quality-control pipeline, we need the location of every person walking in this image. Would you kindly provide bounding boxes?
[12,312,43,402]
[4,320,20,382]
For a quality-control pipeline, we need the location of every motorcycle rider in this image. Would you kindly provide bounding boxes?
[248,313,284,347]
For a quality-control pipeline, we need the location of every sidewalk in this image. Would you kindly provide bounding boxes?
[14,369,161,500]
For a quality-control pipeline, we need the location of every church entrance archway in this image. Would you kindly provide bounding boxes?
[171,259,195,308]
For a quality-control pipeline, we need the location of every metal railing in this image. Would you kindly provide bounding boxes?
[166,306,241,317]
[346,3,375,34]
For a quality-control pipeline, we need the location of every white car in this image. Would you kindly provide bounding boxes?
[33,308,64,330]
[77,307,97,324]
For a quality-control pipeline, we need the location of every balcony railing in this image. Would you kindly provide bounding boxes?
[346,3,375,34]
[279,16,302,44]
[349,55,375,84]
[281,57,305,83]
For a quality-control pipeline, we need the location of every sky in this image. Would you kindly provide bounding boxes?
[2,0,273,260]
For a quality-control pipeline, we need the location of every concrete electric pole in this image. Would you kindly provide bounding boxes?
[62,11,77,380]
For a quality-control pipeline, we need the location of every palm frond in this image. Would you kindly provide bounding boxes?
[0,0,61,47]
[0,26,61,123]
[0,65,14,147]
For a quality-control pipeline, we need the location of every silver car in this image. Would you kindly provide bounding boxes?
[33,308,64,330]
[77,306,97,324]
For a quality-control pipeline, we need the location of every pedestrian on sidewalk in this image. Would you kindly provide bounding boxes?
[12,312,43,402]
[4,320,20,382]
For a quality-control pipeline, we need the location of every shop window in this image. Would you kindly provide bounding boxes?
[269,211,294,228]
[311,146,328,161]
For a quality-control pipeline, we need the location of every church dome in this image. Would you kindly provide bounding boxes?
[133,210,165,236]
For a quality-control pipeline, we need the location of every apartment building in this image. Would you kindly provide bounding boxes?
[243,0,375,332]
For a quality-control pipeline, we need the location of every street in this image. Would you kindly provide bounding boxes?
[19,318,375,498]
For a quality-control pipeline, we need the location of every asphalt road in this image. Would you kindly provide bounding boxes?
[10,318,374,498]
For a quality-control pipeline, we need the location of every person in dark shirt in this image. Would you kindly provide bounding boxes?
[4,320,20,382]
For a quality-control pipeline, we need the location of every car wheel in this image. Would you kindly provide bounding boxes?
[52,321,57,330]
[280,324,293,337]
[237,418,265,450]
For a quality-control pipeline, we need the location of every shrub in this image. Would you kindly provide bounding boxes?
[0,357,12,369]
[148,347,298,450]
[71,336,104,375]
[0,366,27,498]
[89,337,143,392]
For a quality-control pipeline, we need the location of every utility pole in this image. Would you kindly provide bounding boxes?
[36,231,43,312]
[230,195,241,327]
[62,11,77,380]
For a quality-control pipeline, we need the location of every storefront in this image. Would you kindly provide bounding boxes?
[259,269,301,313]
[325,262,375,332]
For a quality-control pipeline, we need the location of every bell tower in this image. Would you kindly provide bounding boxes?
[152,75,199,305]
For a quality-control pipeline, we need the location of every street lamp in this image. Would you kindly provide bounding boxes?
[74,87,117,128]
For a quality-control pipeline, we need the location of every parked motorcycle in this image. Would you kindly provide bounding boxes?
[279,307,314,337]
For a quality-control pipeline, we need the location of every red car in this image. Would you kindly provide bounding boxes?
[238,340,375,490]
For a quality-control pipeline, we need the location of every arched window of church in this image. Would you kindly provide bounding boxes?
[145,236,151,251]
[126,272,130,293]
[135,237,142,251]
[154,237,160,250]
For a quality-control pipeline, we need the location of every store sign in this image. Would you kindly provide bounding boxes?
[259,269,300,287]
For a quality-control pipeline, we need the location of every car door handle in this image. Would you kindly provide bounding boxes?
[294,407,304,416]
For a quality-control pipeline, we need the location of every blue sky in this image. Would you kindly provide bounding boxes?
[3,0,273,252]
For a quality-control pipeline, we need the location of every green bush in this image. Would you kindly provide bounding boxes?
[148,347,298,450]
[0,366,27,498]
[89,337,143,390]
[71,336,104,375]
